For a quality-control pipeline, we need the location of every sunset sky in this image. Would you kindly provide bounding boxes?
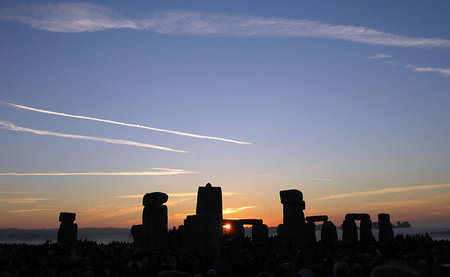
[0,0,449,229]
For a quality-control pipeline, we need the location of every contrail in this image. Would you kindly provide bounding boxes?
[3,102,252,145]
[0,121,187,153]
[315,183,450,200]
[0,169,196,176]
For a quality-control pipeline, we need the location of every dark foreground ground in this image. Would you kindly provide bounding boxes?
[0,233,449,277]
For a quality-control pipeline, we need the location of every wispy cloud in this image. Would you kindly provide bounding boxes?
[3,102,251,145]
[406,64,450,77]
[223,206,255,215]
[1,3,450,48]
[368,53,392,59]
[0,168,195,177]
[315,183,450,201]
[0,197,50,204]
[7,208,55,213]
[366,200,431,208]
[0,121,187,153]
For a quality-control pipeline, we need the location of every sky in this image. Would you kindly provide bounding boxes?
[0,0,449,229]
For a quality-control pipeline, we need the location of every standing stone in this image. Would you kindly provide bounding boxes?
[142,192,168,249]
[279,189,306,243]
[131,224,145,245]
[252,223,269,242]
[360,217,374,244]
[321,221,338,243]
[378,213,394,243]
[196,183,222,220]
[184,183,223,257]
[342,218,358,244]
[57,212,77,244]
[305,221,316,244]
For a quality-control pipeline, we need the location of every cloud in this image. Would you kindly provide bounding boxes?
[0,120,187,153]
[315,183,450,201]
[1,3,450,48]
[7,208,55,213]
[366,200,431,208]
[3,102,251,145]
[0,197,50,204]
[0,168,195,177]
[368,54,392,59]
[406,64,450,77]
[223,206,255,215]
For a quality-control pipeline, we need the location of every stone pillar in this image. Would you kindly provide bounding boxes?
[279,189,306,242]
[305,221,316,244]
[184,183,223,257]
[142,192,168,249]
[131,224,145,245]
[378,213,394,243]
[252,223,269,242]
[360,217,374,244]
[342,217,357,244]
[321,221,338,243]
[57,212,77,244]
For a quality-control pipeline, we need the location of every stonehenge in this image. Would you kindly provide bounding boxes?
[57,212,77,244]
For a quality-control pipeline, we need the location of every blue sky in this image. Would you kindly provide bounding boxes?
[0,0,449,228]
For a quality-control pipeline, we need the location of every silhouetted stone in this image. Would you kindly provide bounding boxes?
[141,192,169,249]
[59,212,76,223]
[321,221,338,243]
[184,214,222,257]
[57,212,77,244]
[252,223,269,242]
[280,189,303,204]
[143,192,168,206]
[305,215,328,223]
[378,213,394,243]
[342,218,358,244]
[148,204,168,249]
[345,213,370,221]
[196,183,222,220]
[305,221,316,244]
[131,224,145,245]
[184,183,223,257]
[280,189,306,242]
[277,224,285,237]
[360,217,374,244]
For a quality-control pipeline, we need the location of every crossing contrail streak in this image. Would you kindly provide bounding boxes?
[0,121,187,153]
[3,102,252,145]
